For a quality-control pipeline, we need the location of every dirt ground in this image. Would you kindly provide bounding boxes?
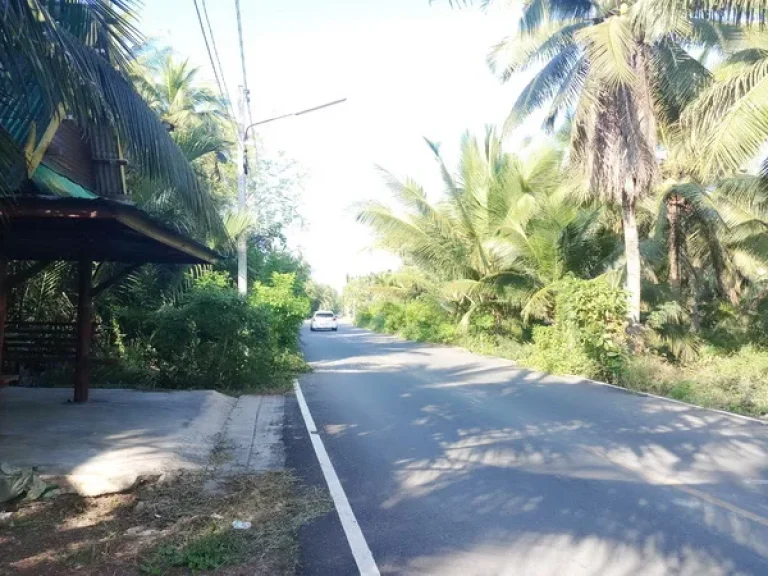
[0,471,330,575]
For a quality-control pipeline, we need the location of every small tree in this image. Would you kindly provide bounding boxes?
[251,273,310,349]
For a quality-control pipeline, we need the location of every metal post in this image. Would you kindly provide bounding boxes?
[237,85,248,295]
[74,258,92,403]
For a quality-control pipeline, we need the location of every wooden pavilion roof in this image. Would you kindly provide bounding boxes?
[0,195,218,264]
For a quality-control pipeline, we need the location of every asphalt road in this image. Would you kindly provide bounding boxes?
[290,323,768,575]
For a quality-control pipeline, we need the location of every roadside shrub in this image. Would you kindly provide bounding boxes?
[355,297,455,343]
[363,301,405,333]
[468,312,495,334]
[250,272,310,350]
[381,302,406,333]
[148,272,279,391]
[400,297,455,343]
[616,354,679,396]
[457,332,530,361]
[647,301,701,363]
[468,311,525,340]
[355,307,374,328]
[526,324,600,378]
[686,346,768,416]
[528,277,628,381]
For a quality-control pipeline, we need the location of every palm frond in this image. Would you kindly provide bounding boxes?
[575,16,637,88]
[489,19,587,78]
[650,41,713,124]
[519,0,596,34]
[504,42,584,131]
[685,54,768,177]
[0,2,217,232]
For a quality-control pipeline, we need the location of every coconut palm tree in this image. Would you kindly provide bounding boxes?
[131,51,231,139]
[642,170,768,316]
[357,129,617,326]
[487,0,750,324]
[126,49,233,242]
[0,0,214,228]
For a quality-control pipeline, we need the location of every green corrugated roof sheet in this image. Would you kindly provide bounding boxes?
[31,163,98,199]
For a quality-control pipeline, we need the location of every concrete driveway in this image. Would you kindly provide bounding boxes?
[0,387,284,496]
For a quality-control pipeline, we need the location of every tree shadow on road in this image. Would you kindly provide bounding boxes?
[300,326,768,575]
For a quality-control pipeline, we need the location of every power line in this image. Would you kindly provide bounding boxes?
[201,0,234,116]
[233,0,251,296]
[234,0,253,126]
[192,0,229,114]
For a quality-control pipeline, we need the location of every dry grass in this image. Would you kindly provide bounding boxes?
[0,471,331,575]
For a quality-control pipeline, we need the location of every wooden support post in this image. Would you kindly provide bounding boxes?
[73,258,92,403]
[0,256,7,375]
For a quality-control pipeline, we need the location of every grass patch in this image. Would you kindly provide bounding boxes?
[1,471,331,575]
[618,346,768,418]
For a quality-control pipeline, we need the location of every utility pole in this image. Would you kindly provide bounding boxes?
[235,0,250,296]
[236,85,248,295]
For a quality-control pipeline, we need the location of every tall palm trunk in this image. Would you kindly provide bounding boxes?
[667,195,681,290]
[622,184,642,324]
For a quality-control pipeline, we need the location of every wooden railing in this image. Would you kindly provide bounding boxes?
[1,321,107,379]
[3,322,81,362]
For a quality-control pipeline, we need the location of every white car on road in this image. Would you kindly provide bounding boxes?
[310,311,338,331]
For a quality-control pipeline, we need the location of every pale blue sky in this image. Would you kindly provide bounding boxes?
[139,1,533,290]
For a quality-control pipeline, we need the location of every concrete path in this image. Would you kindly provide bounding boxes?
[219,395,285,474]
[0,388,284,496]
[292,324,768,575]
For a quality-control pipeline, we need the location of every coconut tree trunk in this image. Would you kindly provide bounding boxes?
[688,264,703,333]
[667,195,681,290]
[622,187,642,325]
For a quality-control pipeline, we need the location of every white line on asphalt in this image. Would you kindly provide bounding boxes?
[562,373,768,426]
[294,380,380,576]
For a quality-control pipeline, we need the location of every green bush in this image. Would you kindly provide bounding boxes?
[250,272,310,350]
[355,297,455,343]
[400,297,455,343]
[528,277,628,381]
[526,324,600,378]
[146,272,279,391]
[355,307,374,328]
[361,301,406,333]
[456,332,530,361]
[380,302,406,333]
[685,346,768,415]
[647,301,701,363]
[468,312,496,334]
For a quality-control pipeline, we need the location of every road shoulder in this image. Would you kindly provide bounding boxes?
[284,392,359,575]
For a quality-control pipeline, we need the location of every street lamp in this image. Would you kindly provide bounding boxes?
[236,97,347,294]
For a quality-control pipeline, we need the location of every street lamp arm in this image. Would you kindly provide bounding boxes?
[236,95,346,296]
[243,98,347,139]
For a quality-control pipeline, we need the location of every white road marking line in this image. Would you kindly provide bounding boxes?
[294,380,380,576]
